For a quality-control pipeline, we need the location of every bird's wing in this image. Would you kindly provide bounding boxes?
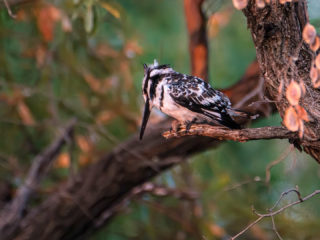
[168,76,229,113]
[167,75,239,128]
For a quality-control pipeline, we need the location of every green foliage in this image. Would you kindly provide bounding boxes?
[0,0,320,239]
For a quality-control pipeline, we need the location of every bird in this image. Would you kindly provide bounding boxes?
[139,60,250,140]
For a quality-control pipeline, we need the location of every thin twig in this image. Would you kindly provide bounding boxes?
[271,215,283,240]
[265,145,293,184]
[222,176,262,192]
[231,188,320,239]
[3,0,16,18]
[234,76,264,109]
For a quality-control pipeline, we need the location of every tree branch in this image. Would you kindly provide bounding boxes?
[163,124,298,142]
[232,188,320,239]
[0,119,76,238]
[184,0,208,81]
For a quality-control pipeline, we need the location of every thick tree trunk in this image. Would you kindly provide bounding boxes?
[243,0,320,162]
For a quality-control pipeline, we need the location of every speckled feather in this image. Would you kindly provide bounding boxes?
[139,60,240,139]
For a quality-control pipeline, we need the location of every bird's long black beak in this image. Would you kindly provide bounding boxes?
[143,63,148,70]
[139,99,151,140]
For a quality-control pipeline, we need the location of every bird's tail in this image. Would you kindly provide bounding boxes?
[203,110,241,129]
[226,108,259,120]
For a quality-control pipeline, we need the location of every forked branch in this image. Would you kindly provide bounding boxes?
[232,188,320,239]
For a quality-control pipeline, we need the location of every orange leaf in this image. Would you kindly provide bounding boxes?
[310,65,318,84]
[83,72,101,93]
[278,79,284,94]
[17,101,35,126]
[298,120,304,139]
[284,106,299,132]
[315,54,320,70]
[303,23,317,45]
[36,4,61,42]
[286,81,301,106]
[96,110,114,124]
[313,77,320,88]
[256,0,265,8]
[232,0,248,10]
[100,2,120,19]
[55,152,70,168]
[76,136,92,153]
[310,36,320,52]
[295,105,309,122]
[79,155,91,166]
[299,81,306,96]
[208,224,226,238]
[280,0,292,3]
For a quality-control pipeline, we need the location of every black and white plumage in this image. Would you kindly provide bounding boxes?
[139,60,245,140]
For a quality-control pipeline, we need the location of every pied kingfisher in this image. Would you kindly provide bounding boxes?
[139,60,249,139]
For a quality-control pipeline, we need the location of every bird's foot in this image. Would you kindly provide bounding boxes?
[185,118,197,132]
[170,120,182,133]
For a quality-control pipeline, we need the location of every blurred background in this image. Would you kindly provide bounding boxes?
[0,0,320,239]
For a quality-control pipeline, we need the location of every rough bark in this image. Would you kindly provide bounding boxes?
[243,0,320,162]
[163,125,299,142]
[4,1,320,239]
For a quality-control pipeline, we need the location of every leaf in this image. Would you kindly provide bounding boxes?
[100,2,120,19]
[298,120,304,139]
[284,106,299,132]
[315,54,320,70]
[208,224,226,238]
[256,0,265,8]
[286,81,301,106]
[310,65,318,84]
[310,36,320,52]
[232,0,248,10]
[295,105,309,122]
[280,0,291,3]
[83,72,101,93]
[17,101,35,126]
[303,23,317,45]
[79,155,91,166]
[76,135,92,153]
[299,81,306,96]
[313,76,320,88]
[36,4,61,42]
[55,152,70,168]
[278,79,283,94]
[96,110,114,124]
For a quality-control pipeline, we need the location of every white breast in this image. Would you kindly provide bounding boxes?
[152,83,201,122]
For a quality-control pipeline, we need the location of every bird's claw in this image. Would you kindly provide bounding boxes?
[185,122,193,132]
[170,120,181,134]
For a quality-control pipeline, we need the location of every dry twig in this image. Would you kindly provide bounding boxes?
[265,145,293,184]
[2,0,16,18]
[231,187,320,239]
